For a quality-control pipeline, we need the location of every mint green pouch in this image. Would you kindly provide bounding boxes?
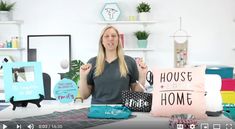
[223,103,235,121]
[88,105,132,119]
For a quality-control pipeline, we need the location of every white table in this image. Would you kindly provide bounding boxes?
[0,100,234,129]
[0,100,90,121]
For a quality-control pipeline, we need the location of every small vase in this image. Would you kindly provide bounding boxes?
[137,40,147,48]
[138,12,149,21]
[0,11,12,21]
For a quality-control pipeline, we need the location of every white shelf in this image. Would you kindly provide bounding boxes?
[124,48,154,51]
[0,48,25,51]
[0,20,23,25]
[98,20,159,25]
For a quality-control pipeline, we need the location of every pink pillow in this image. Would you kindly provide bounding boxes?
[150,66,207,119]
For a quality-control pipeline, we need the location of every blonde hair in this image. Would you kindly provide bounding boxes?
[95,26,128,77]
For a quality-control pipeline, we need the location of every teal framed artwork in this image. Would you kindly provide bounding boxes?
[3,62,44,102]
[101,3,121,21]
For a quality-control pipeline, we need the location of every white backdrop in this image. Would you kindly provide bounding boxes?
[11,0,235,69]
[1,0,235,100]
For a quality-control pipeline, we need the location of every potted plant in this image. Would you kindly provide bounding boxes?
[0,0,15,21]
[134,31,150,48]
[136,2,151,21]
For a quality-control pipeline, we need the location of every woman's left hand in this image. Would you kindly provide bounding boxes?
[136,58,148,80]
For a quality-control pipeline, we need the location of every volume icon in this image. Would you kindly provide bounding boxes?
[27,124,34,129]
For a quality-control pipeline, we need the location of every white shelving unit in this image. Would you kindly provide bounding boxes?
[0,48,25,50]
[0,20,24,101]
[0,20,23,24]
[124,48,154,51]
[0,48,25,61]
[0,20,24,62]
[98,20,158,25]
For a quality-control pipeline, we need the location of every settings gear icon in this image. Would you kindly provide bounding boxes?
[189,124,196,129]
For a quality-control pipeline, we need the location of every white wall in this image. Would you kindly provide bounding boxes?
[11,0,235,68]
[1,0,234,100]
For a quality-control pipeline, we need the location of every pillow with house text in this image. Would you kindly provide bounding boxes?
[150,66,207,119]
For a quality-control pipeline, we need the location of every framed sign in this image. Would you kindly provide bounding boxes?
[53,78,78,103]
[3,62,44,102]
[101,3,121,21]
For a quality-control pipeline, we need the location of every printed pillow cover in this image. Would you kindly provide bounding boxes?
[151,66,207,119]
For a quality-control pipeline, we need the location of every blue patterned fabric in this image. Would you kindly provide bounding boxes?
[88,105,132,119]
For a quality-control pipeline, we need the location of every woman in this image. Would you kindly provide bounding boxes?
[79,26,147,104]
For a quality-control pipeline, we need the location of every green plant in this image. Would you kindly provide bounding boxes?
[62,60,84,85]
[0,0,15,11]
[137,2,151,13]
[134,31,150,40]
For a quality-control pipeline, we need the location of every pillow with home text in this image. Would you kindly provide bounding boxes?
[150,66,207,119]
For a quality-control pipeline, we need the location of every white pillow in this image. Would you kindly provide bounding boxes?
[205,74,223,113]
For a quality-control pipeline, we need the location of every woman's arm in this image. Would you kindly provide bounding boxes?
[79,76,92,99]
[131,83,145,92]
[131,59,148,92]
[79,64,93,99]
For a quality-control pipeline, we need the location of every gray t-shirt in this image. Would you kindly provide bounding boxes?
[87,55,139,104]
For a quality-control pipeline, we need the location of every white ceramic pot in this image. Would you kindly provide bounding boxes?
[0,11,12,21]
[138,12,149,21]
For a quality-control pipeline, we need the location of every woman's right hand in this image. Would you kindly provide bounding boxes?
[79,64,93,99]
[80,64,92,78]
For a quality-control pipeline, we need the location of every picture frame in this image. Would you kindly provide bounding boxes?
[101,3,121,21]
[27,35,71,96]
[3,62,44,102]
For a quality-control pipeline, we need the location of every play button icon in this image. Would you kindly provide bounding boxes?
[2,124,7,129]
